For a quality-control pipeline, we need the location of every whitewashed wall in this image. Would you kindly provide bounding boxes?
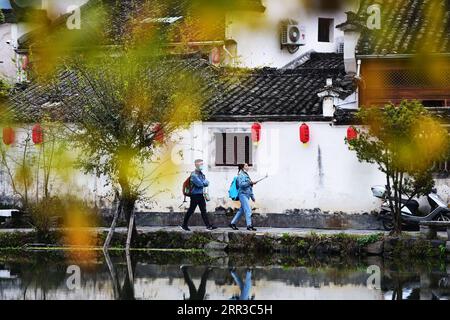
[0,126,103,204]
[225,0,358,68]
[0,22,34,82]
[3,122,450,214]
[0,0,89,82]
[141,121,387,214]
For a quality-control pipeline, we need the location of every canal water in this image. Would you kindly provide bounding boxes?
[0,250,448,300]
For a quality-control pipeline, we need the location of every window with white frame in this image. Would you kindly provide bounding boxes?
[215,133,253,167]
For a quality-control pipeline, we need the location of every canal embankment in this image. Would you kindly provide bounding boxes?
[0,227,449,259]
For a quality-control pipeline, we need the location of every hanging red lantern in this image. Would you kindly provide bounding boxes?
[2,127,15,146]
[300,123,310,144]
[32,124,44,145]
[153,123,164,144]
[347,126,358,141]
[251,123,262,144]
[22,55,29,71]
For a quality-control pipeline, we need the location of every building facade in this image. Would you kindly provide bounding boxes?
[2,0,450,220]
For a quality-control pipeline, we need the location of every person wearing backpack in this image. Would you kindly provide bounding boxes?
[229,163,258,231]
[181,159,217,232]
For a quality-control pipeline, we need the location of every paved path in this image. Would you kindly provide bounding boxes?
[135,226,390,237]
[0,226,399,237]
[1,226,447,239]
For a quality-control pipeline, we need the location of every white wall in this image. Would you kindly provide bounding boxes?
[0,24,17,82]
[0,125,102,204]
[139,121,386,214]
[0,0,89,82]
[0,22,34,82]
[4,122,450,214]
[225,0,357,68]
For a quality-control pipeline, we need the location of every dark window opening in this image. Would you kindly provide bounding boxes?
[215,133,253,167]
[222,133,226,165]
[422,100,445,108]
[318,18,334,42]
[233,136,238,165]
[245,136,250,164]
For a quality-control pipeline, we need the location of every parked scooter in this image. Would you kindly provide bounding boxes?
[371,186,450,231]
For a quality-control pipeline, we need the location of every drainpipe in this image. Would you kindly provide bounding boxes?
[356,59,362,109]
[356,59,362,77]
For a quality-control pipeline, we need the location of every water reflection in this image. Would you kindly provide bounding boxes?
[0,251,448,300]
[230,268,254,300]
[103,250,136,300]
[181,266,212,300]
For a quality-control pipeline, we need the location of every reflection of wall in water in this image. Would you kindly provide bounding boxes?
[0,264,384,300]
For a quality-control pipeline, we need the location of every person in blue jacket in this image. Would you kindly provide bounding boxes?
[182,159,217,231]
[229,163,258,231]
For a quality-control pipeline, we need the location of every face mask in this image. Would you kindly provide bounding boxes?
[198,165,204,171]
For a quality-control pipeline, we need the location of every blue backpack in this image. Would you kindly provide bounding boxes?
[228,176,239,201]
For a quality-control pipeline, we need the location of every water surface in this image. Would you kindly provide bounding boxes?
[0,251,448,300]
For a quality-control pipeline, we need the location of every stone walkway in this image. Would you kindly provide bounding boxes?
[1,226,441,238]
[136,226,389,236]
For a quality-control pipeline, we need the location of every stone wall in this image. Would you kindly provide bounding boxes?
[135,211,384,230]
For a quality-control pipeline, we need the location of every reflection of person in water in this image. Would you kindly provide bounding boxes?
[181,266,212,300]
[230,268,255,300]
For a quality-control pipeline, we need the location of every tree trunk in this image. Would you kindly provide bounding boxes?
[126,209,135,251]
[103,196,122,250]
[394,171,402,235]
[118,175,138,248]
[122,196,137,248]
[103,249,119,299]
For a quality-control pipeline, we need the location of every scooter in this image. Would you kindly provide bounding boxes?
[371,185,450,231]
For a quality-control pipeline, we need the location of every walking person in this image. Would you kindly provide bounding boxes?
[181,159,217,231]
[229,163,258,231]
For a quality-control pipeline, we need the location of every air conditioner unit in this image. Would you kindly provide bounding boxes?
[281,24,306,46]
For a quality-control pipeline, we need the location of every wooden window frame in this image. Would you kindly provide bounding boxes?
[215,132,253,167]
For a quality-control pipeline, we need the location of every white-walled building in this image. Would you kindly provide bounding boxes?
[0,0,90,82]
[225,0,358,68]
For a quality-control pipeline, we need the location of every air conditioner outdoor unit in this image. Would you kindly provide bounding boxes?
[281,24,306,46]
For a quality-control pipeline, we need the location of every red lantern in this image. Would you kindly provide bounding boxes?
[2,127,15,146]
[211,47,221,65]
[300,123,310,144]
[347,126,358,141]
[22,55,29,71]
[32,124,44,145]
[251,123,262,144]
[153,124,164,143]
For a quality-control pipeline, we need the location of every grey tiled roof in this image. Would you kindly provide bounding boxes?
[294,52,345,70]
[18,0,265,49]
[6,53,352,123]
[206,53,353,121]
[355,0,450,56]
[0,7,49,24]
[5,56,221,123]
